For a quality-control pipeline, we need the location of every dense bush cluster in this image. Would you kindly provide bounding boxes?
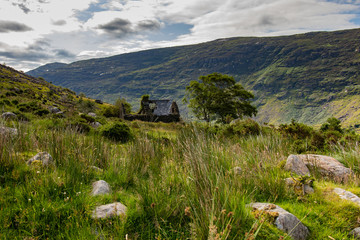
[100,121,132,143]
[278,117,359,153]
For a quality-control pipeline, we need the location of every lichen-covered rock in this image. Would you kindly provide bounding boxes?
[0,126,18,137]
[350,227,360,239]
[1,112,17,120]
[333,188,360,206]
[250,203,309,240]
[285,155,310,176]
[92,180,111,196]
[27,152,53,166]
[285,154,352,182]
[92,202,127,219]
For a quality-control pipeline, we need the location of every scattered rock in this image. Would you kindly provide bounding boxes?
[250,203,309,240]
[49,106,61,114]
[285,154,352,182]
[233,166,242,175]
[1,112,17,120]
[0,126,18,137]
[27,152,53,166]
[285,178,314,195]
[333,188,360,206]
[90,122,101,129]
[88,112,97,117]
[55,111,64,117]
[350,227,360,239]
[89,166,103,173]
[92,180,111,196]
[92,202,127,219]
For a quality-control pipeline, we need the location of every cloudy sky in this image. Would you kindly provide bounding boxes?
[1,0,360,71]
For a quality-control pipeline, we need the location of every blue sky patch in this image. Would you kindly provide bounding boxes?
[148,23,193,41]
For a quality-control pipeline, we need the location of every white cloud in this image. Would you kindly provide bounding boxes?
[0,0,359,70]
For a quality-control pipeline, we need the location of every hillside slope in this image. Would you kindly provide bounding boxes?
[0,64,106,121]
[28,28,360,127]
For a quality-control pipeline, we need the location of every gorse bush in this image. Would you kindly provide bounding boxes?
[100,121,132,143]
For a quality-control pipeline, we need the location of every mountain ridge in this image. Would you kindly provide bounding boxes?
[27,28,360,128]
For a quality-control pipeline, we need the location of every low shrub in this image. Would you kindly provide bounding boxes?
[17,101,41,112]
[100,122,132,143]
[0,99,12,106]
[69,118,91,133]
[278,119,314,140]
[80,113,95,123]
[34,109,50,117]
[225,118,261,136]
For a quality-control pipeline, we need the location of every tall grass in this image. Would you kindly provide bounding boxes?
[1,120,360,239]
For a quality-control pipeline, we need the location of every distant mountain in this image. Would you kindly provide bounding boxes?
[28,28,360,128]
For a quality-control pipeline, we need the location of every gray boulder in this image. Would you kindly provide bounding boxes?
[350,227,360,239]
[1,112,17,120]
[0,126,18,137]
[92,202,127,219]
[88,112,97,117]
[89,166,103,173]
[285,154,352,182]
[27,152,53,166]
[92,180,111,196]
[90,122,101,129]
[333,188,360,206]
[49,106,61,114]
[250,203,309,240]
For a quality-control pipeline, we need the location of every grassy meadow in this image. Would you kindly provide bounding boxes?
[1,116,360,239]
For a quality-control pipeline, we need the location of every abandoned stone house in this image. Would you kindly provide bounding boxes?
[124,99,180,123]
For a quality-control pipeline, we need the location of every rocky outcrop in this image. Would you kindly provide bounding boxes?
[27,152,53,166]
[285,154,352,182]
[333,188,360,206]
[250,203,309,240]
[92,180,111,196]
[92,202,127,219]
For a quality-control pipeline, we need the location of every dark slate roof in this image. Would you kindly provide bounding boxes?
[152,100,173,116]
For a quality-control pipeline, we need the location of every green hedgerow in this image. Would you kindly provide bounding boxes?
[100,122,132,143]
